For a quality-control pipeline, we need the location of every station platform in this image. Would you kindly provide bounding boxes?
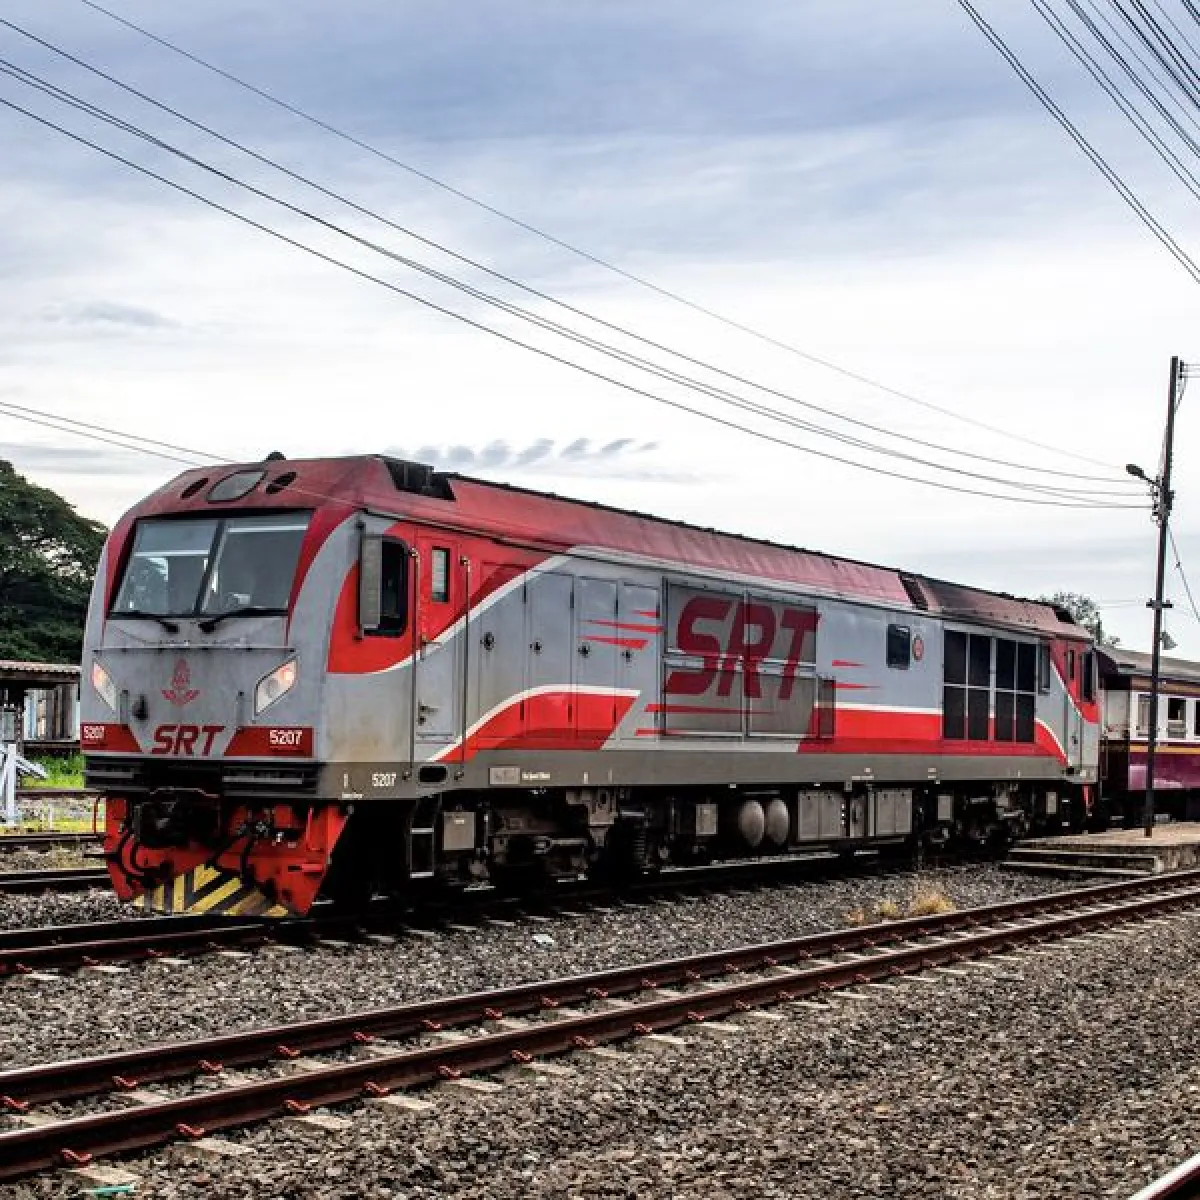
[1007,823,1200,879]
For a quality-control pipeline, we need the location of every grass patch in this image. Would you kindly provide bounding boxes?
[907,886,956,917]
[846,885,958,926]
[22,753,85,791]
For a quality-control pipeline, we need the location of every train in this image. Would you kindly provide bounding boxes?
[78,454,1196,917]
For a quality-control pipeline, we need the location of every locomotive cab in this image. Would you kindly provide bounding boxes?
[83,462,350,916]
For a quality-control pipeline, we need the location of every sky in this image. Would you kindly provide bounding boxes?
[0,1,1197,652]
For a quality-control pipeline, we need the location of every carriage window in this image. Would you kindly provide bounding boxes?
[1194,699,1200,738]
[1168,697,1187,739]
[1137,694,1151,737]
[431,547,451,603]
[886,624,911,669]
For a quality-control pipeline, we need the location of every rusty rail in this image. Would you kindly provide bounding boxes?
[1127,1153,1200,1200]
[0,867,109,894]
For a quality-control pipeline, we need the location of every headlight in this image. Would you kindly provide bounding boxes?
[91,660,118,713]
[255,659,297,715]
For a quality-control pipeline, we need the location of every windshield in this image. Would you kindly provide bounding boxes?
[112,512,311,618]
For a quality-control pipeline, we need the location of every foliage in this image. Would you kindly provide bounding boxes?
[1039,591,1119,647]
[0,461,106,663]
[24,753,85,790]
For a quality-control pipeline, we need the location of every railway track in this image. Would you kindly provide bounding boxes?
[1,868,1200,1182]
[0,867,109,894]
[0,832,101,854]
[0,851,946,975]
[1129,1153,1200,1199]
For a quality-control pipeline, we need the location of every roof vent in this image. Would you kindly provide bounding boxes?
[180,477,208,499]
[899,574,930,611]
[265,471,297,496]
[380,458,455,501]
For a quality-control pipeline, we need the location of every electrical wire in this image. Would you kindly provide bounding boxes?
[956,0,1200,285]
[0,16,1139,490]
[1029,0,1200,199]
[0,65,1147,505]
[70,0,1134,473]
[0,93,1151,510]
[1168,529,1200,623]
[0,399,222,464]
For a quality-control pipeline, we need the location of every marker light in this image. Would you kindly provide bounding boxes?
[255,659,297,715]
[91,660,118,713]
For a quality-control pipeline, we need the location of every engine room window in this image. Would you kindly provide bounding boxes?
[431,547,451,603]
[886,624,911,669]
[1037,644,1051,693]
[1195,700,1200,738]
[943,631,990,741]
[993,639,1037,743]
[1167,697,1187,739]
[1137,694,1151,736]
[112,512,310,619]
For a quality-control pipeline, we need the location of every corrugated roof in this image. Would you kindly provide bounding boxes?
[1098,647,1200,686]
[0,660,81,683]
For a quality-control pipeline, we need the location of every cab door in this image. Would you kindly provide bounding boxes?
[414,536,461,745]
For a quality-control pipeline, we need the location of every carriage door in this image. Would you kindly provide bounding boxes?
[414,536,461,745]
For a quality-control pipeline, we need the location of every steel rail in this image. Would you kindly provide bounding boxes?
[0,877,1199,1179]
[1128,1151,1200,1199]
[0,868,109,894]
[0,852,936,975]
[0,833,100,853]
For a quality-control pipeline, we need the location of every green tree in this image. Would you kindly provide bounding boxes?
[0,461,107,663]
[1039,591,1119,647]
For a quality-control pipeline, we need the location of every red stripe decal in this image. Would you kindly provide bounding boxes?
[831,660,865,668]
[589,635,649,650]
[587,620,664,634]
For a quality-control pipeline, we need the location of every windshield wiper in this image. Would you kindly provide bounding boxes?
[112,610,180,633]
[198,606,278,633]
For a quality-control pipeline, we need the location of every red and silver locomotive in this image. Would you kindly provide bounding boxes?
[81,455,1101,916]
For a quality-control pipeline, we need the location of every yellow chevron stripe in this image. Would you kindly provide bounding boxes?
[132,865,291,918]
[190,875,247,913]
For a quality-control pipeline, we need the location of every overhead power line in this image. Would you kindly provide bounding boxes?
[0,16,1137,490]
[0,61,1145,506]
[0,93,1150,511]
[1168,529,1200,624]
[1028,0,1200,200]
[69,0,1132,472]
[956,0,1200,285]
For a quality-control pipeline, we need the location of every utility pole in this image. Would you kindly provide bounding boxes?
[1127,356,1184,837]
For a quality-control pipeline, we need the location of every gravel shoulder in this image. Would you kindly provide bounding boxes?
[5,865,1191,1199]
[0,865,1078,1068]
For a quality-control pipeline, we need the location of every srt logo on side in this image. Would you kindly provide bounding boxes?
[151,724,224,755]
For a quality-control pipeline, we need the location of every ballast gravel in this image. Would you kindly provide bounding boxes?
[11,905,1200,1199]
[0,864,1078,1068]
[3,865,1192,1198]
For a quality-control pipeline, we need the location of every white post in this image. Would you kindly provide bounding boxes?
[0,743,14,827]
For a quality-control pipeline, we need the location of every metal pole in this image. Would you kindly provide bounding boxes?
[1143,356,1181,836]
